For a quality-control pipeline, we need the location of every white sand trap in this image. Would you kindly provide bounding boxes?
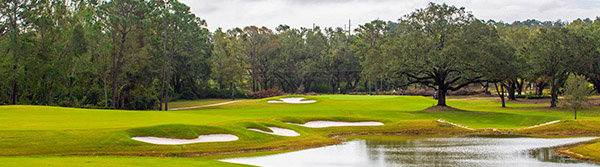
[267,97,316,104]
[131,134,238,145]
[249,127,300,137]
[289,121,384,128]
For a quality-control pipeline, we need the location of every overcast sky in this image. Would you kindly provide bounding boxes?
[179,0,600,31]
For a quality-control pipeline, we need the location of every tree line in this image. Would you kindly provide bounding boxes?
[1,1,598,110]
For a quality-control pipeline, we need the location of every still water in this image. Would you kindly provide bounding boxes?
[222,137,599,167]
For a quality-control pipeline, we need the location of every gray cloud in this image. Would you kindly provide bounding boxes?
[180,0,600,31]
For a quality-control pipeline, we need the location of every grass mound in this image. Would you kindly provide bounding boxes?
[126,124,233,139]
[239,122,273,132]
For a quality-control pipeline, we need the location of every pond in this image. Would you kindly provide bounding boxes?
[222,137,599,167]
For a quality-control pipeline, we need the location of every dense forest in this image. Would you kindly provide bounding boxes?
[1,1,599,110]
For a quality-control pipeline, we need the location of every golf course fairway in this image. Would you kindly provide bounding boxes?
[1,95,600,166]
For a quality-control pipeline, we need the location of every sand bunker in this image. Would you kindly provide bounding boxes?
[131,134,238,145]
[249,127,300,137]
[267,97,316,104]
[289,121,384,128]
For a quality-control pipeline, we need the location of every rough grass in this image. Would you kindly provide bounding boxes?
[570,140,600,163]
[1,95,600,166]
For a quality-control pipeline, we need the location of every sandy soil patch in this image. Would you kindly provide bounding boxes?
[169,100,245,111]
[249,127,300,137]
[288,121,384,128]
[131,134,238,145]
[436,119,475,130]
[267,98,316,104]
[520,120,561,130]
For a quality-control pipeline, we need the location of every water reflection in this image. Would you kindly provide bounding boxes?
[529,146,583,164]
[222,137,599,167]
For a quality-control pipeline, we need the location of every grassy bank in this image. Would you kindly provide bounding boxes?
[1,95,599,166]
[0,156,250,167]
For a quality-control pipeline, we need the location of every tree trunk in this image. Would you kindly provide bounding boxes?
[159,20,168,111]
[482,82,491,95]
[365,80,370,95]
[550,80,559,108]
[494,83,506,108]
[374,79,379,95]
[48,80,54,106]
[437,87,447,106]
[165,34,174,111]
[111,30,127,108]
[550,85,559,107]
[231,81,235,100]
[9,14,19,105]
[516,79,524,95]
[574,106,577,120]
[381,76,385,92]
[11,64,18,105]
[536,81,546,96]
[69,64,77,107]
[330,75,335,94]
[507,81,516,100]
[111,53,118,108]
[103,76,108,108]
[590,79,600,94]
[336,79,341,94]
[251,73,256,92]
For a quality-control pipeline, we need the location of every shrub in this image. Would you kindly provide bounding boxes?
[308,83,330,93]
[560,74,593,120]
[209,88,248,98]
[192,88,248,99]
[524,94,551,99]
[179,88,198,100]
[403,88,435,96]
[449,88,485,95]
[131,94,157,110]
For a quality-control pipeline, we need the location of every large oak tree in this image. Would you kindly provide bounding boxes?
[389,3,489,107]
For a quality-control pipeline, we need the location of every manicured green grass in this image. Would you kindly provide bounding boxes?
[168,99,236,109]
[0,156,250,167]
[1,95,600,166]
